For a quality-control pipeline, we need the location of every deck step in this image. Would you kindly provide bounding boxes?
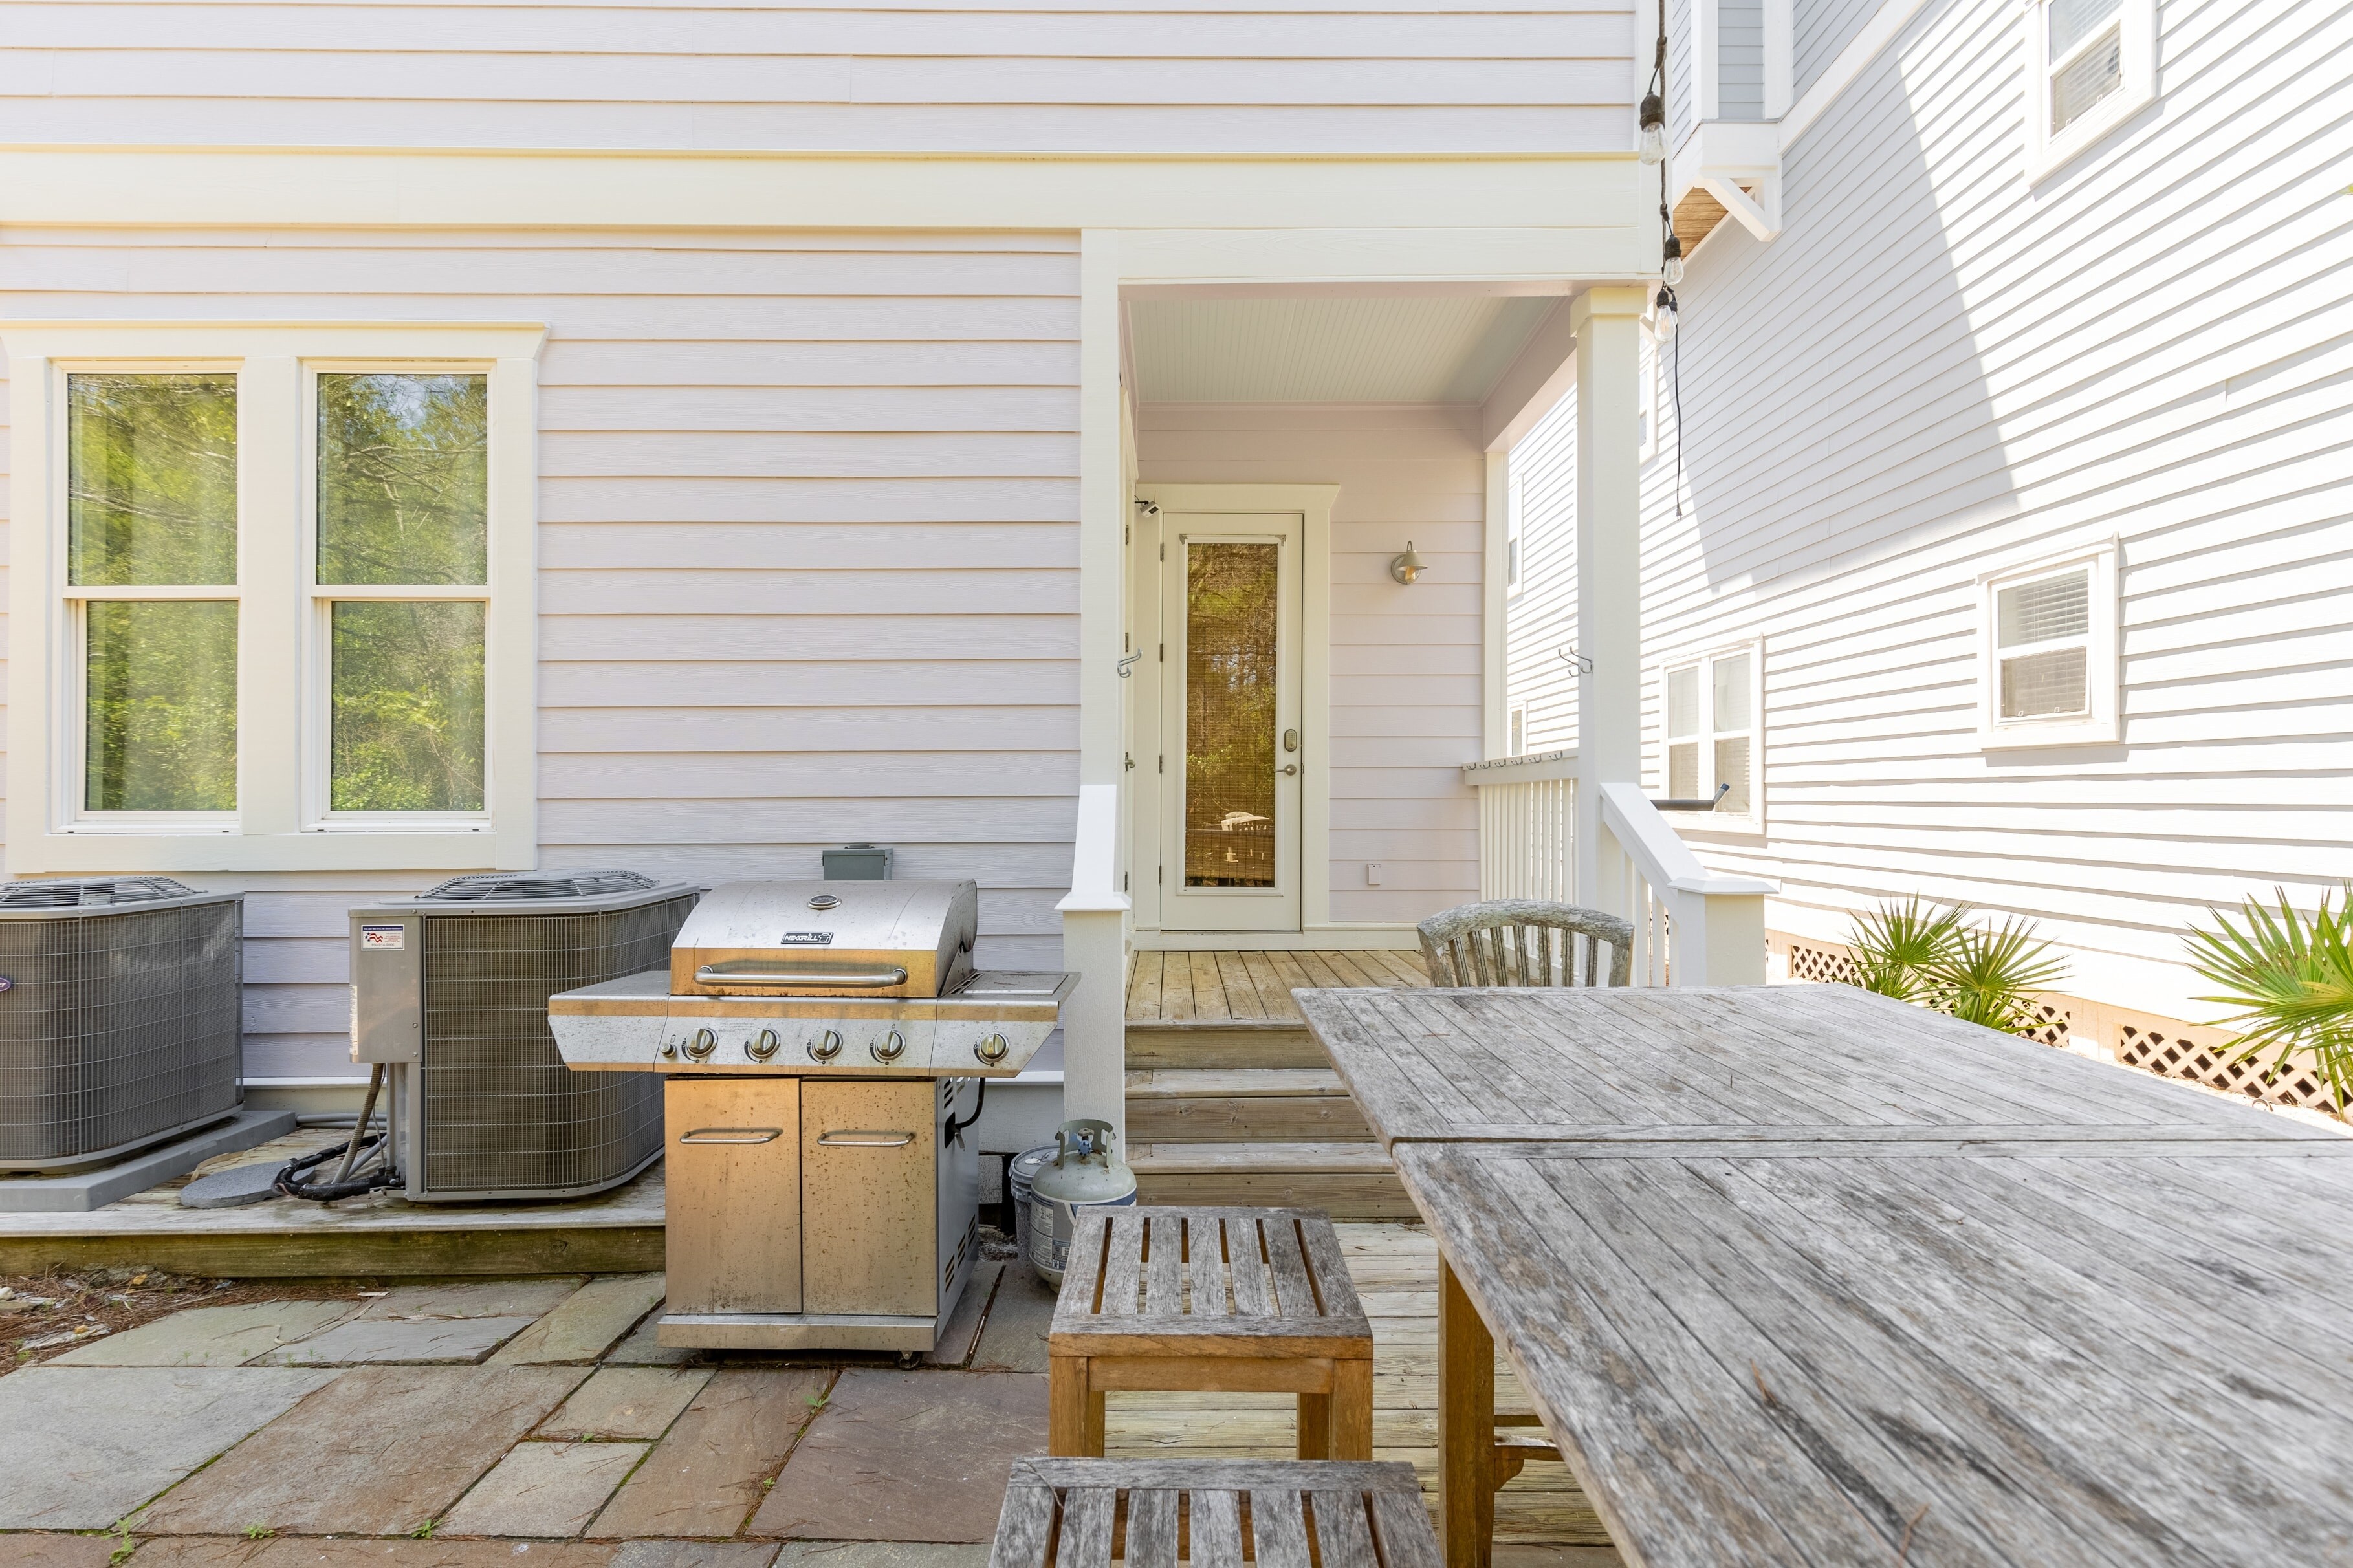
[1125,1023,1329,1070]
[1128,1140,1410,1219]
[1126,1069,1373,1143]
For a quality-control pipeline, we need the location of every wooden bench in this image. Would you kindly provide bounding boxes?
[1048,1206,1374,1459]
[990,1457,1441,1568]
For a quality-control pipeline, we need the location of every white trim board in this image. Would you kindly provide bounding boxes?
[1130,926,1419,952]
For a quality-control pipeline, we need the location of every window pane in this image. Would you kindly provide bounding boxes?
[1714,736,1752,814]
[67,374,237,587]
[2049,0,2121,61]
[1667,667,1700,738]
[318,373,488,586]
[85,601,237,811]
[2052,25,2122,131]
[1713,653,1752,732]
[1183,542,1279,889]
[2000,647,2089,719]
[1997,571,2090,647]
[1669,741,1700,800]
[331,601,486,811]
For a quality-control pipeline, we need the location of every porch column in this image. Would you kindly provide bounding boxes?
[1571,285,1648,915]
[1057,228,1131,1141]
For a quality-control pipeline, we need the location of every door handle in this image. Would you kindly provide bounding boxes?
[1279,763,1298,776]
[678,1127,782,1144]
[816,1130,917,1148]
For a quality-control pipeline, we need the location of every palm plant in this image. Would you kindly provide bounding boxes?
[2185,886,2353,1115]
[1844,896,1967,1004]
[1844,897,2066,1039]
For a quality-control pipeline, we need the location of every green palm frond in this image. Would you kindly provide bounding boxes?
[1844,896,1968,1005]
[2185,886,2353,1113]
[1928,917,2068,1036]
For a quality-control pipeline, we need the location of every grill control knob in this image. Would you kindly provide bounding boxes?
[871,1029,906,1064]
[808,1029,844,1062]
[974,1032,1010,1065]
[684,1027,718,1062]
[659,1040,679,1061]
[748,1028,782,1062]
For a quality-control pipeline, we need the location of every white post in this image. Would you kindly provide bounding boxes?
[1059,229,1131,1140]
[1572,285,1649,917]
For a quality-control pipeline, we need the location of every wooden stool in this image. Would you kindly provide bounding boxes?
[992,1457,1441,1568]
[1049,1206,1374,1460]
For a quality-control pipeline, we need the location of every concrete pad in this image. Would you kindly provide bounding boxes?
[129,1544,620,1568]
[50,1301,358,1367]
[968,1266,1055,1373]
[366,1278,587,1320]
[772,1547,989,1568]
[921,1263,1000,1369]
[0,1366,338,1530]
[0,1110,299,1214]
[611,1547,779,1568]
[589,1369,831,1540]
[492,1274,665,1366]
[541,1367,714,1441]
[251,1314,540,1366]
[443,1441,650,1538]
[0,1534,118,1568]
[137,1366,583,1537]
[749,1371,1047,1543]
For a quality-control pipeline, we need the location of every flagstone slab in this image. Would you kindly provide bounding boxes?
[772,1545,990,1568]
[600,1311,703,1367]
[137,1366,584,1537]
[492,1274,665,1366]
[0,1366,338,1531]
[589,1370,831,1540]
[252,1315,541,1366]
[611,1546,778,1568]
[920,1263,1000,1369]
[50,1302,358,1368]
[541,1367,713,1441]
[126,1542,620,1568]
[0,1533,118,1568]
[365,1279,587,1320]
[967,1269,1053,1374]
[749,1371,1047,1543]
[443,1441,650,1539]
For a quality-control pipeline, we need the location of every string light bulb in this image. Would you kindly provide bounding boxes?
[1661,234,1685,287]
[1652,287,1678,343]
[1638,93,1667,164]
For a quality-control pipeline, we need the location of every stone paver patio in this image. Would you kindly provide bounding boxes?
[0,1226,1620,1567]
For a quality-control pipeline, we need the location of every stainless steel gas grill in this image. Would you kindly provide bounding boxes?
[547,879,1075,1355]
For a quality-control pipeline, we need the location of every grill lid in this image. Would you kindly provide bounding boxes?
[419,871,661,902]
[672,879,978,999]
[0,877,205,908]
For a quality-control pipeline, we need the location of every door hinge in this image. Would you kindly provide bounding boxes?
[1159,543,1165,561]
[1158,866,1164,885]
[1124,524,1131,545]
[1157,754,1164,774]
[1158,642,1164,661]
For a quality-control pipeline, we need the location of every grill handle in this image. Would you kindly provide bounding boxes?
[695,963,911,988]
[677,1127,783,1145]
[815,1129,917,1148]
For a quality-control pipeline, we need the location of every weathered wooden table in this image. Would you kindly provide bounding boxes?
[1297,983,2353,1567]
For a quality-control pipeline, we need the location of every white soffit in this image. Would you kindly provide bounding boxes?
[1128,295,1556,404]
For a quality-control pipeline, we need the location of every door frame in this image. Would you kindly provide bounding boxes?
[1128,482,1335,935]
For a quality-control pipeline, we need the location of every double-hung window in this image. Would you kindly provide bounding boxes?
[6,322,543,872]
[1979,545,2119,747]
[2026,0,2155,177]
[1661,642,1762,829]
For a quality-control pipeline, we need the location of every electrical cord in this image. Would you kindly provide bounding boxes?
[943,1076,987,1148]
[276,1062,402,1201]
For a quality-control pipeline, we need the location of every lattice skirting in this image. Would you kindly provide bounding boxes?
[2113,1024,2341,1115]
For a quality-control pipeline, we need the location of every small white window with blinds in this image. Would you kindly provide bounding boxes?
[1980,545,2119,747]
[1660,642,1763,829]
[2026,0,2155,178]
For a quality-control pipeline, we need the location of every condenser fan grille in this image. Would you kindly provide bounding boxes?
[0,877,204,909]
[419,871,660,902]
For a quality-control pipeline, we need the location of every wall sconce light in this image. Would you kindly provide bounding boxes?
[1390,542,1425,585]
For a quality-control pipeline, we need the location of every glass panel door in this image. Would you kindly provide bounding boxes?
[1162,516,1301,931]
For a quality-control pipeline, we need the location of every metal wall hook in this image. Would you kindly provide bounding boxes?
[1116,650,1143,679]
[1559,646,1594,674]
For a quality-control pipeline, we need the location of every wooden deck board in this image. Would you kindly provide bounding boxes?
[1130,950,1427,1027]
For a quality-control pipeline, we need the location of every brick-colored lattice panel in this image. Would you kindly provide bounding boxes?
[1788,942,1862,986]
[2115,1023,2340,1113]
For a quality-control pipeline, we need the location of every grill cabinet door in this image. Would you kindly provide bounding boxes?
[800,1078,936,1316]
[664,1076,801,1314]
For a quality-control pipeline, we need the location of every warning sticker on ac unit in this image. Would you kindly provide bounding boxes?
[359,924,408,951]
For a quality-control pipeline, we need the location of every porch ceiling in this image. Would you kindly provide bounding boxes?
[1128,294,1557,404]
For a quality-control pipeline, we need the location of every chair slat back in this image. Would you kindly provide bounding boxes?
[1416,899,1635,988]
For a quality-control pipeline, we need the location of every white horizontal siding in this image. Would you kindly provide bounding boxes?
[0,225,1080,1078]
[0,1,1639,155]
[1137,402,1484,924]
[1510,0,2353,1020]
[1795,0,1887,101]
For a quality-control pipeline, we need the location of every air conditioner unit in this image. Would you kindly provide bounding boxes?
[349,871,697,1203]
[0,878,243,1174]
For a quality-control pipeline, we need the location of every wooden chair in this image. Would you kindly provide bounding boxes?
[991,1457,1441,1568]
[1417,899,1635,989]
[1049,1206,1374,1461]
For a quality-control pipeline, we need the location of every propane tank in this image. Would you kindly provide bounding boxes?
[1027,1117,1138,1289]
